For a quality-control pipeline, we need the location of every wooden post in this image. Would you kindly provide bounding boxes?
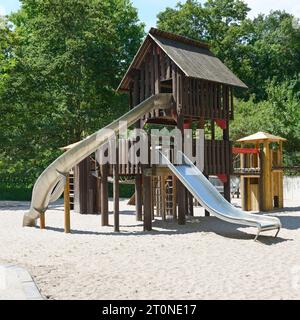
[96,172,101,214]
[100,164,109,226]
[143,174,152,231]
[223,124,231,203]
[64,174,71,233]
[204,174,210,217]
[135,175,143,221]
[240,143,247,211]
[113,144,120,232]
[198,117,209,217]
[40,213,45,229]
[177,114,186,225]
[262,142,273,211]
[278,141,284,208]
[188,192,194,217]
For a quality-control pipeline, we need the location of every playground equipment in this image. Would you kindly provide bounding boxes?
[160,151,281,240]
[23,28,281,240]
[233,132,286,212]
[23,93,172,226]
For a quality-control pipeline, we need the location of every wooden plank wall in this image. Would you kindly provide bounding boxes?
[182,78,233,120]
[193,140,233,176]
[74,157,98,214]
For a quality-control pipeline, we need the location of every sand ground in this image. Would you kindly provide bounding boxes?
[0,198,300,300]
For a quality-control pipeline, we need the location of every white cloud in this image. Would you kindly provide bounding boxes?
[244,0,300,18]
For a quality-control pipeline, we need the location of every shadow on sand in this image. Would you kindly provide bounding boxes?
[39,213,289,245]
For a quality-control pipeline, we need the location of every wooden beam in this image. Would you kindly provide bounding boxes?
[143,175,152,231]
[240,143,248,211]
[100,164,109,226]
[135,174,143,221]
[204,174,210,217]
[154,46,160,94]
[223,123,231,203]
[113,147,120,232]
[96,170,101,214]
[40,213,45,229]
[261,142,273,211]
[64,174,71,233]
[177,114,186,225]
[278,141,284,208]
[188,191,194,217]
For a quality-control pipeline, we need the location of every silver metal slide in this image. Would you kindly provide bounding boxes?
[23,93,172,226]
[159,151,281,241]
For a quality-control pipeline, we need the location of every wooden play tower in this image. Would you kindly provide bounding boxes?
[63,28,247,232]
[234,132,286,212]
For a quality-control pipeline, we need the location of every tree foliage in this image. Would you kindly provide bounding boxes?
[0,0,144,181]
[157,0,300,166]
[157,0,300,100]
[0,0,300,197]
[231,77,300,164]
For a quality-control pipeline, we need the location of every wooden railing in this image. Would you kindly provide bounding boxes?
[96,139,232,176]
[182,78,233,120]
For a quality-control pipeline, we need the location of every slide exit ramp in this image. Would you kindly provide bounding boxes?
[23,93,172,226]
[159,151,281,241]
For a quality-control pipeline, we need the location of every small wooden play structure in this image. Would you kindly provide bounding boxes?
[233,132,286,212]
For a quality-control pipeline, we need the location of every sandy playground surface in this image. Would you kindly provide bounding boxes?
[1,197,300,300]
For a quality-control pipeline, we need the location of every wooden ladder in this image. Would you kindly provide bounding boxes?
[152,175,177,220]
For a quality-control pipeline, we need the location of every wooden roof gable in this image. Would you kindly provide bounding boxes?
[117,28,248,92]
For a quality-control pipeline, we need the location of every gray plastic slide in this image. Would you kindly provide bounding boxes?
[159,151,281,240]
[23,93,172,227]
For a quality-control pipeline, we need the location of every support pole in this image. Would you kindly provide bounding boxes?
[113,146,119,232]
[262,142,273,211]
[100,164,109,226]
[143,174,152,231]
[204,174,210,217]
[278,141,284,208]
[135,175,143,221]
[240,143,247,210]
[40,213,45,229]
[64,174,71,233]
[188,192,194,217]
[177,115,186,225]
[96,172,101,214]
[223,123,231,203]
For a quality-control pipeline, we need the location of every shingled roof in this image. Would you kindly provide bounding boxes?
[117,28,247,92]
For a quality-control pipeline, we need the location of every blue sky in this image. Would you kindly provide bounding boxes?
[131,0,187,31]
[0,0,299,31]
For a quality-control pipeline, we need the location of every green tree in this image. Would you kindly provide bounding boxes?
[237,11,300,100]
[0,0,144,181]
[231,77,300,166]
[157,0,250,63]
[157,1,300,100]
